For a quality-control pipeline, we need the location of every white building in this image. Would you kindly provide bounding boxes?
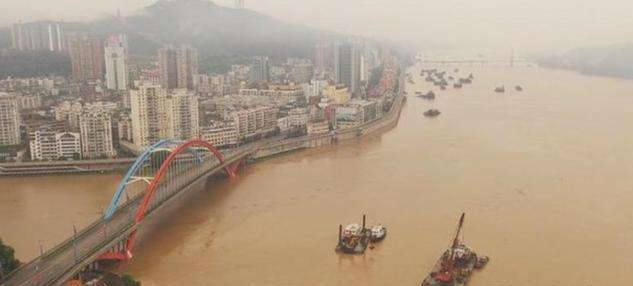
[130,84,170,148]
[200,123,238,147]
[231,106,277,141]
[80,111,116,159]
[0,93,21,146]
[29,126,81,160]
[56,132,82,159]
[104,39,128,90]
[130,85,200,148]
[166,89,199,140]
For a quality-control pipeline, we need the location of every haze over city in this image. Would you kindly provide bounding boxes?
[3,0,633,52]
[2,0,633,285]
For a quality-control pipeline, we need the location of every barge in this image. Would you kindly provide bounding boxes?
[420,213,489,286]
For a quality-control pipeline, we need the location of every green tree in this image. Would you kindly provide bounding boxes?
[121,274,141,286]
[0,239,21,278]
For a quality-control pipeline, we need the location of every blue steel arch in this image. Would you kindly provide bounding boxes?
[104,139,180,219]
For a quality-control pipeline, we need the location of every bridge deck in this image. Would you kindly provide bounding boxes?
[1,148,253,286]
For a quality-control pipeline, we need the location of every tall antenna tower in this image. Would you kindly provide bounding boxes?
[235,0,245,9]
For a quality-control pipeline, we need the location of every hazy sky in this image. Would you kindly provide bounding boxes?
[3,0,633,53]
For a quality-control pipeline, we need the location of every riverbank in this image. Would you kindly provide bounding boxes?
[0,74,407,177]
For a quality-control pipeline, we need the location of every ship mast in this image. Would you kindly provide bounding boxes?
[437,213,466,282]
[451,213,466,250]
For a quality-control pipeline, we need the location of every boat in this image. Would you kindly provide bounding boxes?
[440,85,447,90]
[370,225,387,242]
[420,213,489,286]
[335,215,371,254]
[494,86,505,93]
[453,83,462,89]
[423,109,441,117]
[515,85,523,91]
[418,91,436,100]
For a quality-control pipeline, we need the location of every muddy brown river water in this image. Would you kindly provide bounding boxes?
[2,65,633,285]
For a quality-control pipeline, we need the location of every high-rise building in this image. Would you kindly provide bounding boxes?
[165,89,199,140]
[0,93,21,146]
[334,43,361,95]
[313,40,332,77]
[159,45,199,89]
[249,57,270,84]
[104,35,128,90]
[80,111,116,159]
[176,46,198,90]
[158,47,178,89]
[68,36,104,82]
[130,84,170,148]
[9,21,65,52]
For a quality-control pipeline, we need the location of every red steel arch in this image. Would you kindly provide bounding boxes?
[134,139,234,222]
[100,139,241,261]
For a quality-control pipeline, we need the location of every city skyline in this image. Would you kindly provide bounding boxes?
[2,0,633,53]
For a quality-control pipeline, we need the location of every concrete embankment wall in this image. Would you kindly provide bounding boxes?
[251,94,406,160]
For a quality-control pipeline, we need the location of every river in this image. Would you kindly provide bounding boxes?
[2,65,633,285]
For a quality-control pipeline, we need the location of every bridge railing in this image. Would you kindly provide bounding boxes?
[1,148,251,286]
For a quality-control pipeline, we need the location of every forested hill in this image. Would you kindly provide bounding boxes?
[0,0,344,76]
[88,0,335,59]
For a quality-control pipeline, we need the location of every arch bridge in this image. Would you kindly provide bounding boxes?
[1,139,253,286]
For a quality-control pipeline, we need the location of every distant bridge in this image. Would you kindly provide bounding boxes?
[417,56,531,66]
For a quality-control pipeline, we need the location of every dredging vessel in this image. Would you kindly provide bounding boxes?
[420,213,489,286]
[336,215,386,254]
[336,215,371,254]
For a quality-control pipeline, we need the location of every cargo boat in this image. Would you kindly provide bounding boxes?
[420,213,489,286]
[335,215,371,254]
[417,91,436,100]
[423,109,441,117]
